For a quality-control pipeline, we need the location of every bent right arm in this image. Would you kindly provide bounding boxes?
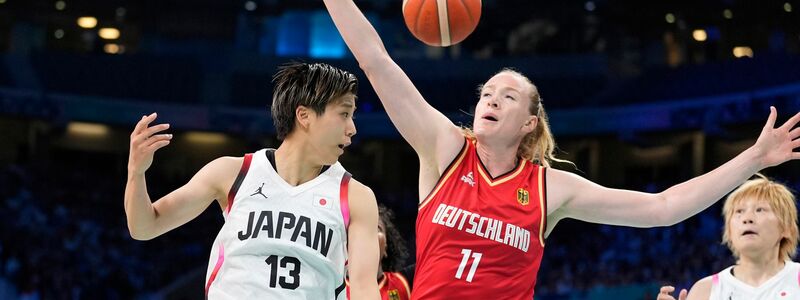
[323,0,463,174]
[125,113,240,240]
[125,157,240,240]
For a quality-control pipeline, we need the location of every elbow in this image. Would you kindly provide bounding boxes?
[652,193,678,227]
[358,54,392,75]
[128,225,155,241]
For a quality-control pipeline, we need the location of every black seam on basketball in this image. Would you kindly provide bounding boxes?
[459,0,474,25]
[414,0,426,41]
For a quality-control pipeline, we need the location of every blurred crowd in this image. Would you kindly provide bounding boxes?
[1,152,797,299]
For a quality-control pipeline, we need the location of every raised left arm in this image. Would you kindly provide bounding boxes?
[547,107,800,232]
[346,179,380,300]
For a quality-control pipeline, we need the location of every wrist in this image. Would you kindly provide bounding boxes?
[743,146,767,171]
[127,167,145,179]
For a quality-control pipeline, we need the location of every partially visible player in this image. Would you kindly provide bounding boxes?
[657,175,800,300]
[320,0,800,299]
[348,205,411,300]
[124,62,380,299]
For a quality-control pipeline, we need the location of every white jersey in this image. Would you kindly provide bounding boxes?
[205,149,351,299]
[709,261,800,300]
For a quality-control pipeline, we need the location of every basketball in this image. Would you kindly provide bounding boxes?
[402,0,481,47]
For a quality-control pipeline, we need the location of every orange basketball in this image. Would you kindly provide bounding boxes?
[402,0,482,47]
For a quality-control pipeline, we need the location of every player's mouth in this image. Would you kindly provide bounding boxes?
[741,230,758,236]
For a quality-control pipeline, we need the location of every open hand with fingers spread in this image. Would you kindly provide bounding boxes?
[657,286,687,300]
[128,112,172,176]
[752,107,800,168]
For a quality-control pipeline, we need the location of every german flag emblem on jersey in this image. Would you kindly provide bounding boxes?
[388,289,400,300]
[517,188,530,205]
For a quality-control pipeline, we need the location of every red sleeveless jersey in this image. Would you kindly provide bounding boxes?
[412,138,547,299]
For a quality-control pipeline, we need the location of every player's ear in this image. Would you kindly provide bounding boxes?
[296,105,312,129]
[522,116,538,133]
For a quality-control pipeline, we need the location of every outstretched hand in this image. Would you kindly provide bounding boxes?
[657,286,687,300]
[128,113,172,176]
[752,107,800,168]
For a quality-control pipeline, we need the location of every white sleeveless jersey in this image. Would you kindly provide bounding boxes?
[709,261,800,300]
[205,149,351,299]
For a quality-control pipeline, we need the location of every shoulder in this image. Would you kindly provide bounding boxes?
[348,178,377,204]
[194,156,250,190]
[346,179,378,224]
[203,156,247,176]
[685,275,714,300]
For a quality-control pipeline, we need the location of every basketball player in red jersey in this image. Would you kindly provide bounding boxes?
[320,1,800,299]
[348,205,412,300]
[125,62,380,299]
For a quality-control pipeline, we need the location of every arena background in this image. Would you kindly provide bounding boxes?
[0,0,799,299]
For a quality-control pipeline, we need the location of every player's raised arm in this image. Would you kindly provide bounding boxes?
[322,0,463,171]
[124,113,240,240]
[546,108,800,232]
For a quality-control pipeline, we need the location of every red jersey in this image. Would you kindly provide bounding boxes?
[412,138,547,299]
[346,272,412,300]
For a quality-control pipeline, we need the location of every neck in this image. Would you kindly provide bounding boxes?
[733,251,785,287]
[475,140,520,178]
[275,139,324,186]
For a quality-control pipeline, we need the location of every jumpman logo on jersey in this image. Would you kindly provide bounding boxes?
[250,183,268,199]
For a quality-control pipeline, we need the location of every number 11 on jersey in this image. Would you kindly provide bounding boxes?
[455,249,482,282]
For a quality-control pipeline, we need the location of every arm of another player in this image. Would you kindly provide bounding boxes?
[656,285,687,300]
[125,113,240,240]
[346,179,381,300]
[546,108,800,232]
[684,276,713,300]
[322,0,463,172]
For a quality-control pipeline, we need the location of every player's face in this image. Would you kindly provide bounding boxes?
[473,72,536,143]
[729,197,786,255]
[308,94,357,164]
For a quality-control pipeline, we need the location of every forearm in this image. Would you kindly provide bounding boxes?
[125,172,157,240]
[659,146,762,225]
[348,278,380,300]
[323,0,389,68]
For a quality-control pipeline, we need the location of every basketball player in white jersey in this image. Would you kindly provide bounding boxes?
[657,175,800,300]
[124,62,380,300]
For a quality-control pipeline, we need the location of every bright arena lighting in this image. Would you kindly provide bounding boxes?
[77,17,97,29]
[104,44,120,54]
[98,27,120,39]
[185,132,228,144]
[665,13,676,24]
[723,9,733,19]
[67,122,110,137]
[244,1,257,11]
[692,29,707,42]
[733,46,753,58]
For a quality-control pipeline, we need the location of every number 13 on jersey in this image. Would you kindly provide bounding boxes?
[455,249,482,282]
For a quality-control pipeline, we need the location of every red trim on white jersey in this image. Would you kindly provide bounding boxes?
[340,172,352,229]
[226,153,253,215]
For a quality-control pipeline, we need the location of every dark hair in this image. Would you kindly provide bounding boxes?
[271,62,358,140]
[379,205,409,272]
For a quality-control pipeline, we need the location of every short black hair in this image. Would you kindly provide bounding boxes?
[271,62,358,140]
